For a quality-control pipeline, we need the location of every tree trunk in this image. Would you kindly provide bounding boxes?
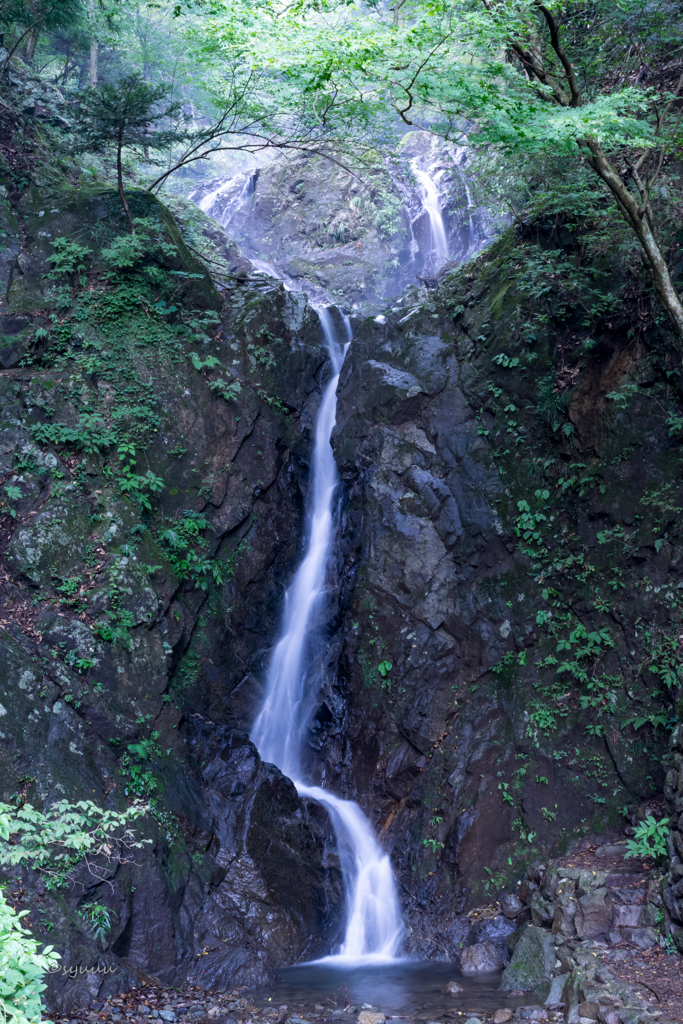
[582,140,683,344]
[60,43,72,86]
[117,143,134,232]
[89,40,98,87]
[25,29,37,61]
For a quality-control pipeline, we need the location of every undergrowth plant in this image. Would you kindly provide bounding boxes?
[625,815,670,863]
[0,891,59,1024]
[158,510,223,591]
[47,238,92,286]
[0,800,148,1023]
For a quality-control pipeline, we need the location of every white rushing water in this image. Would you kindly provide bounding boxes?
[250,307,403,963]
[192,172,255,229]
[450,146,478,256]
[411,159,450,271]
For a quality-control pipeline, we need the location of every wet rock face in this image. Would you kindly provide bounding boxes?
[223,153,412,306]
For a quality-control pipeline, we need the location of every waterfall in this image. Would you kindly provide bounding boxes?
[411,159,449,271]
[450,146,477,255]
[191,172,255,229]
[250,307,403,963]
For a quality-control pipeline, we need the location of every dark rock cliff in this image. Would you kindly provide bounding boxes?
[325,238,681,958]
[0,175,345,1006]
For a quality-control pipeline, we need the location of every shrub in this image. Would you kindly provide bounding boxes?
[624,814,670,862]
[0,891,59,1024]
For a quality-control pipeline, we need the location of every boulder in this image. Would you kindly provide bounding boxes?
[357,1014,385,1024]
[575,888,614,942]
[552,893,578,939]
[530,895,555,927]
[500,927,555,991]
[445,981,464,995]
[493,1012,513,1024]
[500,893,524,919]
[460,940,506,973]
[535,976,566,1009]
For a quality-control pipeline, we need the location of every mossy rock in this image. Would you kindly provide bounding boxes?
[7,187,221,314]
[500,925,555,991]
[6,496,92,586]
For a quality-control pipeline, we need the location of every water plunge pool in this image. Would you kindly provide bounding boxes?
[249,961,533,1020]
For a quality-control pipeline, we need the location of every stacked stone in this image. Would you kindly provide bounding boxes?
[516,861,658,949]
[663,721,683,948]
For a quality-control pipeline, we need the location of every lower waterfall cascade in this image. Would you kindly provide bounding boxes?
[410,158,450,272]
[250,307,403,963]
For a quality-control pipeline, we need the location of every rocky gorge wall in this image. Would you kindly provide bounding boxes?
[324,230,683,957]
[0,159,348,1006]
[1,114,683,1012]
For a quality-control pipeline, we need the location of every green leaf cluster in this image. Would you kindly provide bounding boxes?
[625,814,670,863]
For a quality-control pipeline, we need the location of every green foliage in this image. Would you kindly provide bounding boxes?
[0,800,148,879]
[625,815,670,863]
[78,903,114,945]
[622,710,669,733]
[0,800,146,1022]
[53,574,84,608]
[159,511,223,591]
[189,352,220,371]
[0,888,59,1024]
[96,611,135,646]
[64,650,95,674]
[493,353,519,369]
[94,556,138,647]
[423,837,444,853]
[537,372,569,432]
[606,383,639,410]
[483,865,508,894]
[210,378,242,403]
[118,469,164,509]
[74,73,185,163]
[120,735,162,798]
[74,75,188,229]
[33,414,115,455]
[1,0,83,39]
[47,238,92,285]
[498,780,514,806]
[100,219,180,271]
[101,232,152,271]
[115,442,164,511]
[647,633,683,690]
[666,412,683,436]
[528,706,558,735]
[513,493,548,551]
[2,485,21,519]
[555,624,614,684]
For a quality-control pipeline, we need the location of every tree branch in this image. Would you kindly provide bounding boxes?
[534,1,581,106]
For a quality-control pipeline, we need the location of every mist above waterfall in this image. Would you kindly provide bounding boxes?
[187,131,499,307]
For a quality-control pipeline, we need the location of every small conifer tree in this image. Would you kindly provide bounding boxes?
[75,73,186,230]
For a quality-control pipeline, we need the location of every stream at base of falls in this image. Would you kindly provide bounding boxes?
[246,962,532,1019]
